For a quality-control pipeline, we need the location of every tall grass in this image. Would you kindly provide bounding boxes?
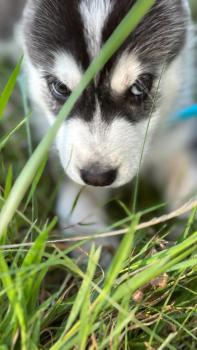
[0,0,196,349]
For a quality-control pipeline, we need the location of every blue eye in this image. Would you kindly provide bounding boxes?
[130,82,144,96]
[49,78,71,101]
[129,74,153,101]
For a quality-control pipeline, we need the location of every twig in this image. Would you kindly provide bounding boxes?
[0,199,196,249]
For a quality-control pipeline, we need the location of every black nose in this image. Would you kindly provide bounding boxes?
[80,165,117,187]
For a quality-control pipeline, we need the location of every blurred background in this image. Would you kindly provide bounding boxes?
[0,0,25,39]
[0,0,196,226]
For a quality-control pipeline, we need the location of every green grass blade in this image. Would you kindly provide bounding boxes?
[0,58,22,119]
[0,252,28,350]
[0,117,27,151]
[50,247,100,350]
[0,0,156,238]
[112,295,130,350]
[168,257,197,271]
[78,247,101,350]
[59,217,139,348]
[65,246,100,333]
[24,155,48,211]
[20,219,57,302]
[93,215,139,315]
[112,232,197,303]
[4,165,13,200]
[179,207,197,242]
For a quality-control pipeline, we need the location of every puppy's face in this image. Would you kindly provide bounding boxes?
[23,0,189,187]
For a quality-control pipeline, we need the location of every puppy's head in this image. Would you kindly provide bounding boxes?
[23,0,189,187]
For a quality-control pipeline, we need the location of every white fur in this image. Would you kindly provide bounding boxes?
[79,0,113,58]
[24,47,184,189]
[20,0,196,245]
[56,179,119,265]
[53,55,183,189]
[53,52,83,91]
[111,52,142,94]
[55,113,159,188]
[21,0,192,190]
[57,179,108,231]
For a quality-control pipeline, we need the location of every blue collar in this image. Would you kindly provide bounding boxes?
[171,104,197,123]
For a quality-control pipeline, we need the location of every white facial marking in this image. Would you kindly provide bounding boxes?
[53,52,83,90]
[23,54,46,110]
[79,0,113,58]
[23,25,185,190]
[55,113,159,188]
[111,52,142,94]
[24,50,162,189]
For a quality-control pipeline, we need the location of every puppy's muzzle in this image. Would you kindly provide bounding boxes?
[80,163,117,187]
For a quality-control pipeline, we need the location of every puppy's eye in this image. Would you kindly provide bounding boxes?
[48,78,71,101]
[129,74,153,101]
[130,82,144,96]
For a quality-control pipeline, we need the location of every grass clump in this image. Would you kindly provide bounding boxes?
[0,0,197,349]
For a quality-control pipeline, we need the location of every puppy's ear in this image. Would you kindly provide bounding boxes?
[22,0,40,19]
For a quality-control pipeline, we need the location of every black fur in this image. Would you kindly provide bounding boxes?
[23,0,189,123]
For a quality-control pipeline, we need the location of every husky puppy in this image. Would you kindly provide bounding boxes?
[7,1,197,253]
